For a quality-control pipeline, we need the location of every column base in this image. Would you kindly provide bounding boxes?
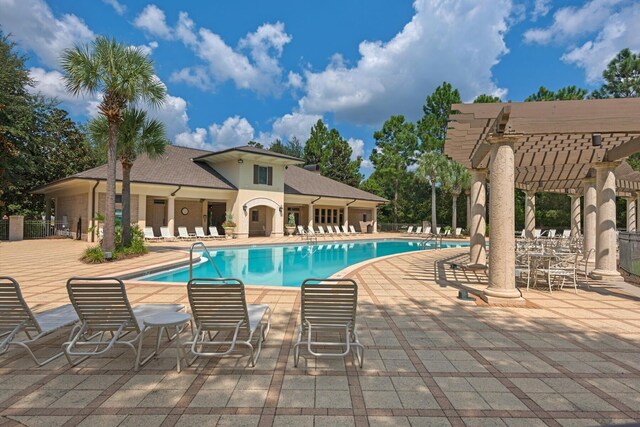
[589,269,622,281]
[482,287,526,306]
[464,263,488,271]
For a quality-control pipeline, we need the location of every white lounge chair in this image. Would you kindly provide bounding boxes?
[316,225,328,238]
[415,226,422,234]
[209,226,224,239]
[185,278,271,367]
[1,277,79,366]
[519,229,526,238]
[177,226,193,240]
[455,227,462,236]
[349,225,361,234]
[327,225,341,238]
[293,278,364,368]
[63,277,184,368]
[160,226,176,241]
[423,226,432,235]
[548,229,557,238]
[436,227,441,235]
[144,226,162,242]
[341,225,351,235]
[533,229,542,239]
[195,226,213,240]
[405,226,414,234]
[297,225,307,237]
[562,229,571,238]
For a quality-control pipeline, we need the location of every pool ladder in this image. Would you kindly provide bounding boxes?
[419,235,443,250]
[189,241,223,280]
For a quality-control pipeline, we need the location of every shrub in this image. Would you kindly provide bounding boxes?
[82,245,105,263]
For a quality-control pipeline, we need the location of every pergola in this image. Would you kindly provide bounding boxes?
[444,98,640,305]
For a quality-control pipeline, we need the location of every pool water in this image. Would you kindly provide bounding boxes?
[139,239,468,287]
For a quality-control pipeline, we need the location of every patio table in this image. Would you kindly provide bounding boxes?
[135,312,192,372]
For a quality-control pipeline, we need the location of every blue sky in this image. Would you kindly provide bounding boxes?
[1,0,638,173]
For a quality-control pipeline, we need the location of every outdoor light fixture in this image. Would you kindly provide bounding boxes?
[592,133,602,147]
[243,205,247,214]
[238,159,244,164]
[279,206,283,214]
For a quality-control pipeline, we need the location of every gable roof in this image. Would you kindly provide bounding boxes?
[193,145,303,163]
[284,166,387,202]
[34,145,236,192]
[35,144,387,203]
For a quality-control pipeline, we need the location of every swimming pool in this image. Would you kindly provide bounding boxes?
[138,239,468,287]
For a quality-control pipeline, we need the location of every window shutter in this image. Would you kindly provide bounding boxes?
[253,165,259,184]
[267,167,273,185]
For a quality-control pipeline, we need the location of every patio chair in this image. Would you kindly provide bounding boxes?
[209,226,225,239]
[415,226,422,234]
[297,225,307,237]
[325,225,338,238]
[160,226,176,241]
[63,277,184,367]
[144,226,162,242]
[455,227,462,236]
[349,225,361,234]
[422,226,431,235]
[435,227,441,235]
[341,225,351,235]
[562,229,571,238]
[519,229,526,238]
[405,226,414,234]
[548,229,557,238]
[0,277,79,366]
[194,227,213,240]
[533,229,542,239]
[317,225,328,238]
[293,278,364,368]
[178,226,194,241]
[537,252,579,293]
[185,278,271,367]
[515,250,532,290]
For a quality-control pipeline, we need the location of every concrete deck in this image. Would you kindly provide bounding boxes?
[0,237,639,427]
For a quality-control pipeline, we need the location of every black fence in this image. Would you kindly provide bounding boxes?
[0,220,7,240]
[619,231,640,278]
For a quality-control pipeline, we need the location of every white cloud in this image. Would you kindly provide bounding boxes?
[287,71,303,89]
[347,138,364,160]
[133,41,159,57]
[28,67,100,116]
[208,116,255,149]
[298,0,511,124]
[103,0,126,15]
[523,0,627,44]
[523,0,640,82]
[259,113,322,144]
[175,128,208,149]
[531,0,551,21]
[0,0,94,69]
[169,66,213,90]
[134,4,173,39]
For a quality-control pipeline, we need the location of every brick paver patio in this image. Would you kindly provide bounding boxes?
[1,238,639,427]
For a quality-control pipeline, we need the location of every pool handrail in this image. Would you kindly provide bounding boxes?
[190,242,223,280]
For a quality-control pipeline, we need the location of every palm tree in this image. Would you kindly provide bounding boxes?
[62,36,165,252]
[417,151,448,231]
[89,108,168,246]
[442,160,471,235]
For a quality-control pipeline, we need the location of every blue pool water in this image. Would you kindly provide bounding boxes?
[139,239,468,287]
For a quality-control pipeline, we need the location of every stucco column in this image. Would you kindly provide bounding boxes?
[9,216,24,241]
[483,137,524,304]
[468,168,487,267]
[138,195,147,230]
[372,205,378,233]
[465,190,471,232]
[591,162,621,280]
[344,205,349,230]
[583,177,596,261]
[86,188,94,242]
[308,204,314,231]
[627,196,637,232]
[570,194,581,237]
[167,196,175,236]
[524,191,535,239]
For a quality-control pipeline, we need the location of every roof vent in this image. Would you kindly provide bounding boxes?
[303,164,320,173]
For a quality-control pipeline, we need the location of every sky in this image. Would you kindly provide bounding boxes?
[1,0,639,174]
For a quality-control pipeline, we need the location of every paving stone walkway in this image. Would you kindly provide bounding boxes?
[0,239,639,426]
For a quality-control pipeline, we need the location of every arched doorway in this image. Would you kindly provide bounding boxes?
[243,197,281,237]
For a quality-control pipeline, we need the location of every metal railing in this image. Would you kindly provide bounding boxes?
[189,241,223,280]
[619,232,640,278]
[23,220,75,239]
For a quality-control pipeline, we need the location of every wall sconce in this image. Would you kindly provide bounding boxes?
[243,205,248,215]
[279,206,283,215]
[238,159,244,164]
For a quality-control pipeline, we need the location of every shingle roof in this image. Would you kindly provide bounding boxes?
[36,145,387,202]
[284,166,387,202]
[46,145,236,190]
[193,145,303,162]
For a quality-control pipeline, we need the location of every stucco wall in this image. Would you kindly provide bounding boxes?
[174,199,205,233]
[57,193,88,234]
[97,193,139,223]
[349,208,373,232]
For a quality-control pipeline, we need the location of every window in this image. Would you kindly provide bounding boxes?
[333,209,338,224]
[251,210,259,222]
[363,214,368,221]
[315,208,319,223]
[321,209,326,223]
[253,165,273,185]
